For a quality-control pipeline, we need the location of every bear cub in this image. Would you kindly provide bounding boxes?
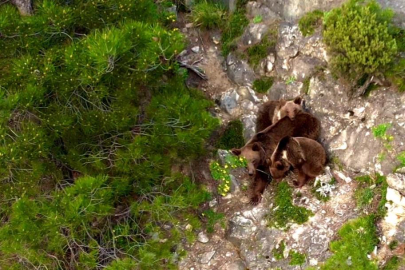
[269,136,326,187]
[232,112,321,204]
[256,96,303,132]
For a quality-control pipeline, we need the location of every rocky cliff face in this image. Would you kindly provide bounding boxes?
[178,1,405,269]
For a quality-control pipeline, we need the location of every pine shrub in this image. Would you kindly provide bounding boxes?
[323,0,397,80]
[0,0,219,268]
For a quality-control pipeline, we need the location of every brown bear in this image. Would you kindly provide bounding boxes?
[232,111,320,204]
[256,96,303,132]
[269,136,327,187]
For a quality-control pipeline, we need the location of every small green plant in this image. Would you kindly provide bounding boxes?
[355,187,374,209]
[286,76,296,85]
[210,154,247,196]
[321,215,379,270]
[303,78,311,94]
[217,120,245,149]
[202,209,225,233]
[372,123,393,139]
[210,161,231,196]
[331,156,344,170]
[191,1,226,29]
[323,0,397,81]
[299,10,323,36]
[378,152,387,162]
[389,240,398,250]
[241,182,249,191]
[396,151,405,168]
[253,15,263,23]
[272,241,286,260]
[267,182,313,229]
[312,178,335,202]
[253,77,274,93]
[372,123,394,152]
[289,250,306,266]
[247,37,276,67]
[354,174,388,217]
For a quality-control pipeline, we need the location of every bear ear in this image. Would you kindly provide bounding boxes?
[278,136,291,149]
[252,143,261,151]
[275,161,284,170]
[231,148,241,156]
[293,96,302,105]
[256,132,266,141]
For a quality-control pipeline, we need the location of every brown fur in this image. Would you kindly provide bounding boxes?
[256,96,303,132]
[272,96,302,124]
[270,136,327,187]
[232,111,321,203]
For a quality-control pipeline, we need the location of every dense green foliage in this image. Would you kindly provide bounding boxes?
[268,182,313,229]
[323,0,397,80]
[221,10,249,56]
[0,0,219,268]
[217,120,245,149]
[321,215,378,270]
[253,77,274,93]
[385,27,405,92]
[299,10,324,36]
[385,58,405,92]
[191,1,225,29]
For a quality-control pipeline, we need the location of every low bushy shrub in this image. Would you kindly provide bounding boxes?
[323,0,397,80]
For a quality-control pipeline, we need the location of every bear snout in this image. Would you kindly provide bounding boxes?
[247,163,256,176]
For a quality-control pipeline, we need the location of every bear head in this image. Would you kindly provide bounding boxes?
[231,142,265,176]
[277,96,303,121]
[269,136,305,180]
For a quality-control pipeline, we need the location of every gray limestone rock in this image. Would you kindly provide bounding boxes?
[226,214,257,246]
[291,55,325,81]
[387,173,405,195]
[241,23,269,46]
[220,89,241,116]
[226,53,256,86]
[198,232,209,243]
[199,250,216,264]
[260,0,346,21]
[246,1,281,23]
[241,114,257,142]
